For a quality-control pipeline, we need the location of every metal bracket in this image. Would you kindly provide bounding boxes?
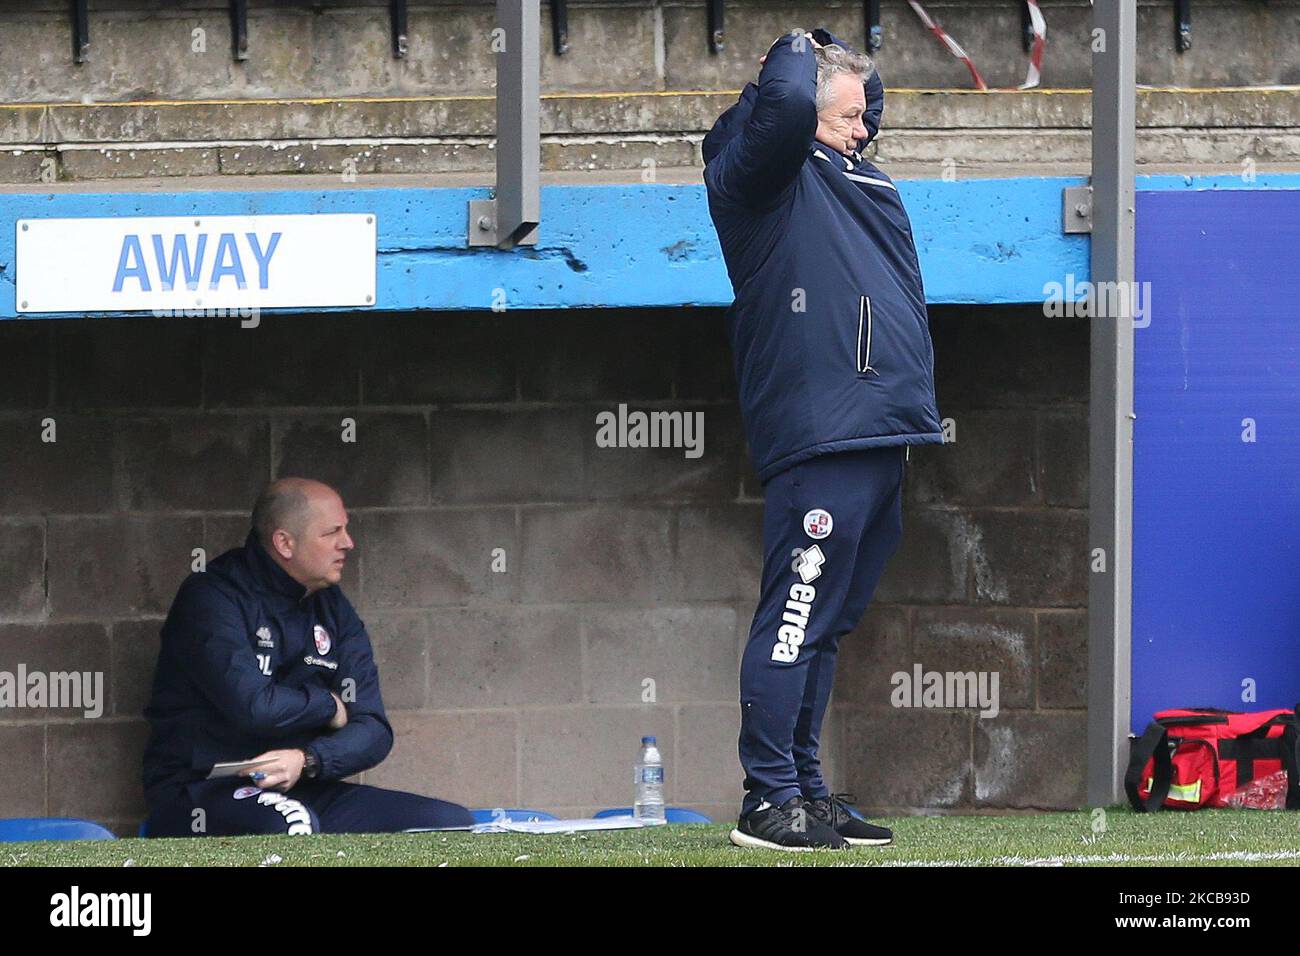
[391,0,409,58]
[468,0,540,248]
[1063,184,1093,234]
[865,0,882,52]
[550,0,569,55]
[230,0,249,61]
[71,0,89,63]
[1175,0,1191,52]
[469,196,538,248]
[707,0,724,53]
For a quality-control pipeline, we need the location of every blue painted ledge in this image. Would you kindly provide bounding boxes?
[2,172,1296,319]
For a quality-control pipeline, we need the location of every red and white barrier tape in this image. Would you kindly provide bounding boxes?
[907,0,986,90]
[906,0,1048,91]
[1020,0,1047,90]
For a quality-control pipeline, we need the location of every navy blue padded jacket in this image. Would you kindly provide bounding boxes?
[142,529,392,806]
[702,29,943,483]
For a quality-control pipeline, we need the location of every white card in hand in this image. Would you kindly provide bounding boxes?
[206,757,279,780]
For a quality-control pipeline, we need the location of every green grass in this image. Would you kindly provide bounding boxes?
[7,806,1300,866]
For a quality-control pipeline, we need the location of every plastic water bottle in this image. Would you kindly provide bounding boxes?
[634,736,666,825]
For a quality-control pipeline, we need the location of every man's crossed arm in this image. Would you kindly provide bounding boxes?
[170,585,393,792]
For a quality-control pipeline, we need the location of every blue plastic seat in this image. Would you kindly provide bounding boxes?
[470,808,558,824]
[593,807,712,824]
[0,817,117,842]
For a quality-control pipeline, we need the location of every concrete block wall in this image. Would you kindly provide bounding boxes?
[0,304,1087,831]
[2,1,1299,182]
[836,307,1090,812]
[6,0,1299,101]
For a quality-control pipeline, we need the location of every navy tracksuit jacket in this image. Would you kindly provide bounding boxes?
[142,529,392,807]
[702,30,942,482]
[703,29,943,815]
[142,530,473,835]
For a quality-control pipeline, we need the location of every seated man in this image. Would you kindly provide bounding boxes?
[142,477,473,836]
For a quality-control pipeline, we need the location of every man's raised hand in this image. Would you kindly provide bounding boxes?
[759,29,821,66]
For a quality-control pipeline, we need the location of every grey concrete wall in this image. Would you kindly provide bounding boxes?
[6,86,1300,183]
[0,304,1087,832]
[5,0,1299,101]
[3,0,1297,183]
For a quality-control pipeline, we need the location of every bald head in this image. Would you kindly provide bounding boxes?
[253,477,329,543]
[251,478,353,593]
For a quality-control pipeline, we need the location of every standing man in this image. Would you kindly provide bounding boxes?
[142,477,474,836]
[703,27,943,850]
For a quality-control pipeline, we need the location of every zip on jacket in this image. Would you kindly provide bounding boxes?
[857,295,878,376]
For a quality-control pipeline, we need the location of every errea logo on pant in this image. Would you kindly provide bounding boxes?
[772,582,817,663]
[792,544,825,584]
[254,791,315,835]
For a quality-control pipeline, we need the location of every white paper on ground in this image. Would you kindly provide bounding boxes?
[470,817,647,834]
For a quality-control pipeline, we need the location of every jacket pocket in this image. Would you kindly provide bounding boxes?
[856,294,879,376]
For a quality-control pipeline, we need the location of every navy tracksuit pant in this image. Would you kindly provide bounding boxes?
[146,778,474,837]
[739,446,906,816]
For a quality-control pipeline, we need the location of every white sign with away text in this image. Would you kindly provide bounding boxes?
[16,213,377,313]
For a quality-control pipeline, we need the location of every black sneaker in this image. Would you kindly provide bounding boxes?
[803,793,893,846]
[729,796,848,851]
